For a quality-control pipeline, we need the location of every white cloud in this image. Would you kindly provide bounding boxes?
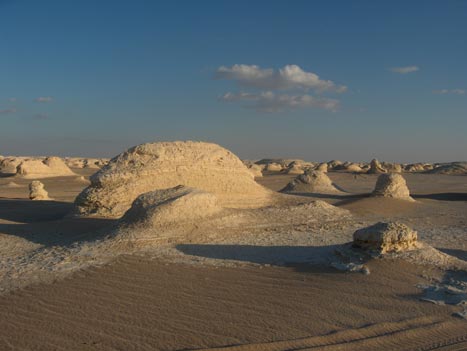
[433,88,465,95]
[34,96,53,103]
[389,66,419,74]
[220,91,339,113]
[0,108,16,115]
[215,64,347,93]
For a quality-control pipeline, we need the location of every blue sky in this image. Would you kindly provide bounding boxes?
[1,0,466,162]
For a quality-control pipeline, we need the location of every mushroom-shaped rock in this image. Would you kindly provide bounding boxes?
[353,222,418,254]
[120,185,222,228]
[367,158,386,174]
[74,141,271,217]
[29,180,51,200]
[280,170,342,194]
[372,173,413,201]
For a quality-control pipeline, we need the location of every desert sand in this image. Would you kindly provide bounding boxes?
[0,146,466,350]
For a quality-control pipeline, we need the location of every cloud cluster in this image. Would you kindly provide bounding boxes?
[215,64,347,93]
[433,89,465,95]
[220,91,339,113]
[389,66,419,74]
[215,64,345,113]
[34,96,53,103]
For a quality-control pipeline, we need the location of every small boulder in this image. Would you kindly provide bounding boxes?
[353,222,418,254]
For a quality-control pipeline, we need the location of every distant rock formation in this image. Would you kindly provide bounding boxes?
[17,157,76,179]
[280,170,342,194]
[367,158,386,174]
[29,180,51,200]
[353,222,418,254]
[372,173,414,201]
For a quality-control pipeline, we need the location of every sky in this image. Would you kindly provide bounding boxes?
[0,0,466,163]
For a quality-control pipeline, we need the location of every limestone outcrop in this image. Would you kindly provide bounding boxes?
[74,141,272,217]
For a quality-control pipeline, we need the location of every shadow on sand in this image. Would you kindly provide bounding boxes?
[175,243,365,273]
[0,198,115,247]
[412,193,467,202]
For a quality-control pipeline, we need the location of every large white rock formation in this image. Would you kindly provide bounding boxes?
[74,141,272,217]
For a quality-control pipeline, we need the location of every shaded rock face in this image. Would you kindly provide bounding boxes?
[280,170,342,194]
[29,181,51,200]
[120,185,222,229]
[353,222,418,254]
[367,158,386,174]
[17,157,76,179]
[372,173,413,201]
[74,141,271,218]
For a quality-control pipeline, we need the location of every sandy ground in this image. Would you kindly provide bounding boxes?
[0,169,466,350]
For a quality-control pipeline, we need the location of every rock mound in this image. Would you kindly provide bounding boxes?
[17,157,76,179]
[372,173,413,201]
[280,170,342,194]
[74,141,271,217]
[120,185,222,229]
[29,181,51,200]
[353,222,418,254]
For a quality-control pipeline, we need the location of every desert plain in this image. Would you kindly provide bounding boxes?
[0,144,466,351]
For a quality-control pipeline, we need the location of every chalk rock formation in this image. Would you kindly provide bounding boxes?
[345,163,364,173]
[372,173,413,201]
[367,158,386,174]
[284,163,304,175]
[265,163,283,172]
[29,180,51,200]
[426,162,467,175]
[120,185,222,229]
[74,141,272,217]
[316,163,328,172]
[0,157,23,174]
[280,170,342,194]
[17,157,76,179]
[353,222,418,254]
